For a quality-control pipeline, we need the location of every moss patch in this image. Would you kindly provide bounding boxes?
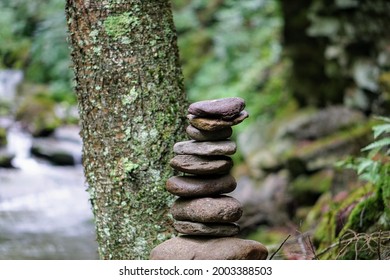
[104,12,140,38]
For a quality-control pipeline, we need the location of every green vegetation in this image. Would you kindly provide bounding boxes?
[2,0,389,259]
[0,0,73,100]
[313,117,390,259]
[173,0,288,128]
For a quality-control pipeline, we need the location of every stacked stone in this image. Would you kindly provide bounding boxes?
[150,97,268,260]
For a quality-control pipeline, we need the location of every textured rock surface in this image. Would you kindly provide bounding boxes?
[150,236,268,260]
[188,111,249,131]
[174,140,236,156]
[170,155,233,175]
[188,97,245,119]
[186,125,233,141]
[170,195,242,223]
[166,174,236,197]
[173,221,240,236]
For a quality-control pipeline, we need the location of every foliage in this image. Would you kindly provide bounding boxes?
[172,0,290,127]
[317,116,390,259]
[0,0,288,112]
[341,116,390,184]
[0,0,73,101]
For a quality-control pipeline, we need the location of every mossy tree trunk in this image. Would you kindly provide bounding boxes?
[65,0,187,259]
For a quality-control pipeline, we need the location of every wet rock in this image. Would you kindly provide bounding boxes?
[284,122,372,175]
[289,169,333,206]
[173,221,240,236]
[279,106,366,140]
[171,196,243,223]
[15,94,61,137]
[186,125,233,141]
[188,97,245,120]
[231,172,291,232]
[166,174,236,197]
[174,140,236,156]
[187,111,249,131]
[150,236,268,260]
[170,155,233,175]
[30,136,81,166]
[0,149,14,168]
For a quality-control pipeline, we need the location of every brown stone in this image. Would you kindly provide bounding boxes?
[186,125,233,141]
[150,236,268,260]
[188,110,249,131]
[170,195,242,223]
[188,97,245,119]
[170,155,233,175]
[173,140,236,156]
[173,221,240,236]
[166,174,236,197]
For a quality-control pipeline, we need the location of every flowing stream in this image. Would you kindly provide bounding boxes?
[0,124,98,259]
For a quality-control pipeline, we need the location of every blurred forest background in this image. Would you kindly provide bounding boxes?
[0,0,389,259]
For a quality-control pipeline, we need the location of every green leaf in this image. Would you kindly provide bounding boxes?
[356,158,375,175]
[362,138,390,152]
[372,124,390,139]
[374,116,390,123]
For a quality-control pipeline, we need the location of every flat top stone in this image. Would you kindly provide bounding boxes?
[188,110,249,131]
[173,221,240,236]
[174,140,236,156]
[170,155,233,175]
[188,97,245,119]
[186,125,233,141]
[170,195,242,223]
[150,236,268,260]
[166,174,237,197]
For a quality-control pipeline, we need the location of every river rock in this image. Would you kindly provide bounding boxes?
[166,174,236,197]
[188,111,249,131]
[279,106,366,140]
[31,137,81,166]
[188,97,245,120]
[170,155,233,175]
[170,195,242,223]
[174,140,236,156]
[150,236,268,260]
[186,125,233,141]
[173,221,240,236]
[0,148,14,168]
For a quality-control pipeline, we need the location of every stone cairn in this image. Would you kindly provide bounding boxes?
[150,97,268,260]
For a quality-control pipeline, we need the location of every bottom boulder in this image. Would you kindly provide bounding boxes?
[150,236,268,260]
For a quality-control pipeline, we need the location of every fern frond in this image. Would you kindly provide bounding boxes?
[362,138,390,152]
[372,124,390,139]
[374,116,390,123]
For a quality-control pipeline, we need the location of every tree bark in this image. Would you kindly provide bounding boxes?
[65,0,187,259]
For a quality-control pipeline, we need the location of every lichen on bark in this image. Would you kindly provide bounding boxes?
[65,0,187,259]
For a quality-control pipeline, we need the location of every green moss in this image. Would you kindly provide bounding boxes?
[341,192,383,235]
[312,183,379,258]
[301,123,371,158]
[290,170,333,206]
[104,12,140,38]
[0,127,7,147]
[15,93,61,137]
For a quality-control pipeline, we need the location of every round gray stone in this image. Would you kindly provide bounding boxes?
[170,195,242,223]
[186,125,233,141]
[173,221,240,236]
[173,140,236,156]
[150,236,268,260]
[188,97,245,120]
[166,174,237,197]
[188,110,249,131]
[170,155,233,175]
